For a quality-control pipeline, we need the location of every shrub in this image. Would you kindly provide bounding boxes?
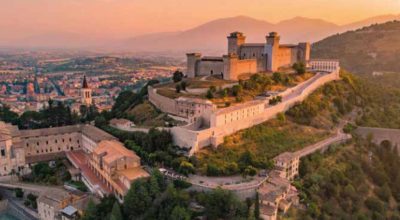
[206,90,214,99]
[173,71,184,82]
[15,188,24,198]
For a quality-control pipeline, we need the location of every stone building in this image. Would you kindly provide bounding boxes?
[258,172,299,220]
[38,190,94,220]
[186,32,310,80]
[0,121,149,201]
[273,152,299,181]
[0,122,26,176]
[87,140,149,201]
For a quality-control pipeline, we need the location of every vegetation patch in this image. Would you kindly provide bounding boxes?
[287,138,400,219]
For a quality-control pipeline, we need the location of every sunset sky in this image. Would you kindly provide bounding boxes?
[0,0,399,39]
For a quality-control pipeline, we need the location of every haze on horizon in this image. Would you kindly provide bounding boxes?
[1,0,399,41]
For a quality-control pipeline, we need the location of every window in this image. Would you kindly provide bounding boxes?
[26,143,29,147]
[0,149,5,157]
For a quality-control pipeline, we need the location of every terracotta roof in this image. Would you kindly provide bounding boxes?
[19,124,116,143]
[274,152,298,163]
[118,167,150,181]
[19,125,81,138]
[94,140,140,165]
[80,124,117,143]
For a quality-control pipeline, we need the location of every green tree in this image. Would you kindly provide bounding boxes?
[94,115,107,128]
[124,179,152,218]
[109,202,123,220]
[82,199,97,220]
[170,206,191,220]
[293,62,306,74]
[272,72,282,84]
[254,192,260,219]
[206,90,214,99]
[232,85,243,97]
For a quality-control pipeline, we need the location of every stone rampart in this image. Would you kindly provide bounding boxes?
[171,70,340,154]
[148,86,177,115]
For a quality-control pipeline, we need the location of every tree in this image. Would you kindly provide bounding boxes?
[173,71,184,82]
[15,188,24,198]
[254,192,260,219]
[94,115,107,128]
[180,81,187,91]
[272,72,282,84]
[203,188,247,219]
[276,112,286,123]
[206,90,214,99]
[293,62,306,74]
[175,84,181,93]
[124,179,152,218]
[170,206,191,220]
[81,199,97,220]
[110,202,123,220]
[232,85,243,97]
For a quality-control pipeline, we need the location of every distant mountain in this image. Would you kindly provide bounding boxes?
[120,14,400,54]
[340,14,400,32]
[2,14,400,53]
[312,20,400,74]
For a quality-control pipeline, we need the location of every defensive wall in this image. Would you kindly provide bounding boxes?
[147,86,177,115]
[171,69,340,155]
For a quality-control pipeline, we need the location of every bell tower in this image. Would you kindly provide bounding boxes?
[80,75,92,106]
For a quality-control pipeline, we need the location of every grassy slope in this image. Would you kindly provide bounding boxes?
[195,71,359,175]
[312,20,400,74]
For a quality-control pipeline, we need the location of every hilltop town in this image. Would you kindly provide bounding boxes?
[0,30,347,220]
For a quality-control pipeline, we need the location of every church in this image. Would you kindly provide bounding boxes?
[186,32,310,80]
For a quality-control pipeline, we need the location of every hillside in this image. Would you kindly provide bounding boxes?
[312,20,400,74]
[286,138,400,219]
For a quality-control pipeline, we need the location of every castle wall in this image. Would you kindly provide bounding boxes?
[275,47,295,69]
[147,86,177,115]
[197,61,224,76]
[172,69,340,154]
[227,59,258,81]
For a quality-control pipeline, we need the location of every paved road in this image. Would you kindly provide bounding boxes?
[0,188,39,219]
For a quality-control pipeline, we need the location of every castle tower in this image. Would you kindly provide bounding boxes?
[227,32,246,55]
[265,32,281,71]
[80,75,92,106]
[297,42,311,64]
[186,53,202,78]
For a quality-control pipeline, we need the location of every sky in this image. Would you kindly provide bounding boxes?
[0,0,399,39]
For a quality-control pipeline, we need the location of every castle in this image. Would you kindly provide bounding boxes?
[186,32,310,80]
[149,31,340,154]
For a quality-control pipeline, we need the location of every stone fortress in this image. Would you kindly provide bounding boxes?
[0,78,149,202]
[186,32,310,80]
[149,32,340,155]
